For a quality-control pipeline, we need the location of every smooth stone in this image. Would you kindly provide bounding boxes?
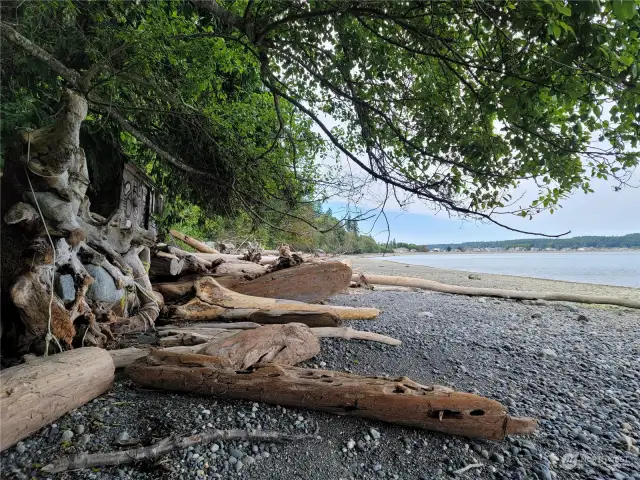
[230,448,243,458]
[370,428,381,440]
[74,424,85,435]
[80,434,91,446]
[490,452,505,463]
[117,431,130,442]
[60,430,73,442]
[373,464,382,472]
[235,460,243,472]
[531,312,543,319]
[539,348,558,359]
[15,442,26,454]
[54,274,76,303]
[85,264,125,303]
[347,439,356,450]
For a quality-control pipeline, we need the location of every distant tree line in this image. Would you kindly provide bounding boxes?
[431,234,640,251]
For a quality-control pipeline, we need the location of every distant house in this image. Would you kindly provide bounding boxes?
[393,248,409,253]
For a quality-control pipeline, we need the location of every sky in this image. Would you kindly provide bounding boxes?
[323,169,640,245]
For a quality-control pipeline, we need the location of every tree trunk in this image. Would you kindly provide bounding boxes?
[169,230,218,253]
[354,274,640,309]
[164,276,379,322]
[126,350,537,441]
[232,261,352,303]
[0,348,114,451]
[3,89,160,352]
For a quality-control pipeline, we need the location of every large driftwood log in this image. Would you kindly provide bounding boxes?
[42,429,317,473]
[353,274,640,310]
[149,252,184,277]
[169,229,218,254]
[109,345,203,368]
[248,310,341,327]
[0,348,114,451]
[311,327,402,346]
[165,277,379,322]
[198,324,320,369]
[232,261,352,303]
[126,351,537,441]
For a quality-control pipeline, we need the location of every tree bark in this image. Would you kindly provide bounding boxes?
[126,350,537,441]
[164,276,379,322]
[169,229,218,253]
[0,348,114,451]
[109,345,203,368]
[353,274,640,310]
[248,310,341,327]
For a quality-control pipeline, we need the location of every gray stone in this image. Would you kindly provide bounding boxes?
[531,312,543,319]
[373,464,382,472]
[357,440,366,451]
[245,456,256,465]
[533,461,552,480]
[80,434,91,446]
[468,274,482,280]
[477,298,487,304]
[15,442,26,454]
[612,473,625,480]
[577,314,589,322]
[230,448,243,458]
[54,274,76,303]
[235,460,244,472]
[539,348,558,358]
[228,456,237,465]
[347,439,356,450]
[116,431,130,443]
[74,424,85,435]
[261,451,270,458]
[490,452,505,463]
[60,430,73,442]
[117,469,127,479]
[85,264,125,303]
[586,425,602,435]
[472,443,482,453]
[481,449,490,459]
[370,428,381,440]
[211,443,220,453]
[417,311,433,318]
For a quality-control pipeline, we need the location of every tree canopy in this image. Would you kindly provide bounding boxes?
[2,0,639,238]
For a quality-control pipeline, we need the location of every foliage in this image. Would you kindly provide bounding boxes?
[2,0,639,239]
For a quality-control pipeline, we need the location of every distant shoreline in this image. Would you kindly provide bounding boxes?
[346,256,640,300]
[357,248,638,257]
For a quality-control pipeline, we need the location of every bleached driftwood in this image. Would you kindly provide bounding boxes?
[353,274,640,310]
[126,350,537,441]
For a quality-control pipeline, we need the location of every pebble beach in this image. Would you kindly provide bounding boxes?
[2,259,639,480]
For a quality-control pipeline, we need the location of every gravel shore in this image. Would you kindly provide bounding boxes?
[2,270,639,480]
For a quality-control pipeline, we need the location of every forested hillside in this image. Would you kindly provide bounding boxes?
[431,233,640,251]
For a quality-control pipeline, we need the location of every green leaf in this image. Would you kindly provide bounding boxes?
[552,23,562,39]
[556,4,572,16]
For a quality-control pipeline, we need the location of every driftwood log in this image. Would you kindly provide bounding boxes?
[164,277,379,322]
[109,345,202,368]
[169,230,218,254]
[233,261,352,303]
[149,252,183,277]
[198,324,320,369]
[126,351,537,440]
[353,274,640,310]
[0,348,114,451]
[42,429,317,473]
[248,310,341,327]
[158,324,400,346]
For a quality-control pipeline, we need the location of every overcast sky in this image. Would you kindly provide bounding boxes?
[323,160,640,244]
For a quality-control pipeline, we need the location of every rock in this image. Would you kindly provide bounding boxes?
[506,398,517,408]
[60,430,73,442]
[613,472,625,480]
[548,453,559,464]
[235,460,244,472]
[468,274,481,280]
[54,274,75,303]
[74,424,85,435]
[575,432,589,443]
[370,428,381,440]
[477,298,487,304]
[576,314,589,322]
[539,348,558,359]
[230,448,243,458]
[560,453,578,470]
[586,425,602,435]
[347,439,356,450]
[85,264,125,304]
[531,312,543,319]
[15,442,26,454]
[356,440,366,451]
[202,409,211,416]
[490,452,505,463]
[532,461,552,480]
[80,434,91,446]
[116,431,130,443]
[211,443,220,453]
[373,464,382,472]
[245,456,256,465]
[261,451,270,458]
[472,443,482,454]
[417,312,433,318]
[481,449,490,459]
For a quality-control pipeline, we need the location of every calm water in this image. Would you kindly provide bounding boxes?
[383,251,640,288]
